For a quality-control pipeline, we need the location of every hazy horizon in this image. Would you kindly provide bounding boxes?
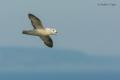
[0,47,119,73]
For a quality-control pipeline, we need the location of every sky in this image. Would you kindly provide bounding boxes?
[0,0,120,55]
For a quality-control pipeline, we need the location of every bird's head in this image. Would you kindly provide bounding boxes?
[50,28,58,35]
[46,28,58,35]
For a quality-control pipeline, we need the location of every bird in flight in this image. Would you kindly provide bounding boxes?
[22,13,57,48]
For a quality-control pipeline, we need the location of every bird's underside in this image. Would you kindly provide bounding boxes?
[23,13,53,48]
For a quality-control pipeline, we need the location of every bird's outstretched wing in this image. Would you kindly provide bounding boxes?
[28,14,44,29]
[40,36,53,48]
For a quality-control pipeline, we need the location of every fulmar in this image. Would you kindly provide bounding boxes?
[22,13,57,48]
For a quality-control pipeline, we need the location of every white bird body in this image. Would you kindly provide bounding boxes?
[35,29,50,36]
[22,14,57,48]
[23,28,56,36]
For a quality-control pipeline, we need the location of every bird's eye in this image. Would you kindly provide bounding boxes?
[53,29,55,32]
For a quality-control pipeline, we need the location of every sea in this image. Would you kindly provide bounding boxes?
[0,47,120,80]
[0,71,120,80]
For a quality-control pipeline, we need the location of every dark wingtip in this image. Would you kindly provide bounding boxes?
[44,42,53,48]
[28,13,35,18]
[47,44,53,48]
[28,13,33,16]
[49,45,53,48]
[22,30,27,34]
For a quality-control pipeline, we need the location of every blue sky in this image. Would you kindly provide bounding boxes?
[0,0,120,55]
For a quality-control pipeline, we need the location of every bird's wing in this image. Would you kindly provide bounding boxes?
[28,14,44,29]
[40,36,53,48]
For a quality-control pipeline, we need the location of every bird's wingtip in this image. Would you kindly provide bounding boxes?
[28,13,32,16]
[22,30,28,34]
[28,13,34,18]
[47,45,53,48]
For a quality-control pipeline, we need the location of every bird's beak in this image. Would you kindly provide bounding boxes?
[55,32,58,35]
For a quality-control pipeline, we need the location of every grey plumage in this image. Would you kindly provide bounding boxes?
[22,13,56,48]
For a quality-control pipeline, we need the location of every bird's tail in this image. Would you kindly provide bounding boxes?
[22,30,33,35]
[22,30,29,34]
[22,30,35,36]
